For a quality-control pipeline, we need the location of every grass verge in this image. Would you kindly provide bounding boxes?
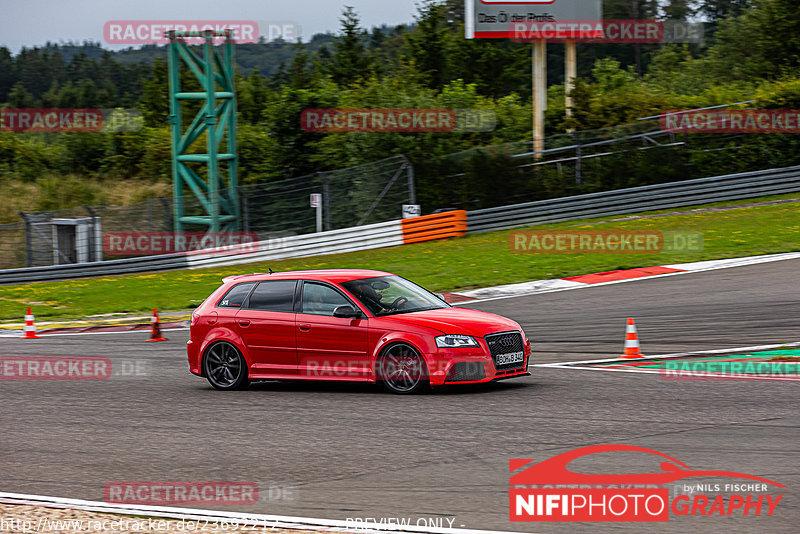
[0,193,798,322]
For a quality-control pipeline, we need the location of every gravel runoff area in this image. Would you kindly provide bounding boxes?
[0,504,350,534]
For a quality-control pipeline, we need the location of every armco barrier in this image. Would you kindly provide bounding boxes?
[186,220,404,269]
[467,166,800,233]
[0,220,405,284]
[0,254,191,285]
[400,210,467,244]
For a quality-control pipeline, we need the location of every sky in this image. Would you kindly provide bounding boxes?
[0,0,422,53]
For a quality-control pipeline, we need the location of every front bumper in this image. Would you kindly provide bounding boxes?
[429,338,532,386]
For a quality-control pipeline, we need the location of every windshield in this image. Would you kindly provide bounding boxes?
[341,276,449,316]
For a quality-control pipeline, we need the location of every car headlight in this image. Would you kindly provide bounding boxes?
[519,327,528,342]
[436,334,479,348]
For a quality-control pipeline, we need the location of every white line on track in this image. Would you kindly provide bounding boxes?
[462,251,800,305]
[0,492,532,534]
[0,327,189,338]
[532,342,800,381]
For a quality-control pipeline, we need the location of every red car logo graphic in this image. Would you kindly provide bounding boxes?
[510,444,785,487]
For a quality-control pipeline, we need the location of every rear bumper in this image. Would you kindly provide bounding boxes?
[187,339,202,376]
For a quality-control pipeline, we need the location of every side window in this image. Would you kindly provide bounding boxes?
[246,280,296,312]
[302,282,352,316]
[217,282,255,308]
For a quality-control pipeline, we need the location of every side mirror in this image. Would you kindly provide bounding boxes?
[436,293,447,302]
[333,305,361,318]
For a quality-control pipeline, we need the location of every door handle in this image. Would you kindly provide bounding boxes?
[298,324,311,332]
[238,320,251,327]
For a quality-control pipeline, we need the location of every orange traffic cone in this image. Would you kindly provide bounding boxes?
[620,318,644,359]
[21,307,40,339]
[146,308,168,342]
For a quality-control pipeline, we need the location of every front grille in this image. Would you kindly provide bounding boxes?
[446,362,486,382]
[485,331,525,371]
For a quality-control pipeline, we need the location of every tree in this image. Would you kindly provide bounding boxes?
[0,47,15,102]
[287,43,314,89]
[405,0,450,90]
[698,0,752,21]
[661,0,696,20]
[77,79,98,107]
[709,0,800,79]
[237,69,270,123]
[7,82,37,107]
[139,58,169,127]
[328,6,372,85]
[56,81,81,108]
[262,83,339,178]
[18,48,50,98]
[698,0,753,40]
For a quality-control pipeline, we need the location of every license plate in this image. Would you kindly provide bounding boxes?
[496,351,524,366]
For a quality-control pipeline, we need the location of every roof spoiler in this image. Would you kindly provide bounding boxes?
[222,269,274,282]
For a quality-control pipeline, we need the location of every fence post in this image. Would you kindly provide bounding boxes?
[83,205,102,262]
[238,186,250,233]
[574,132,582,186]
[19,212,31,268]
[158,198,171,231]
[320,172,332,231]
[403,155,416,205]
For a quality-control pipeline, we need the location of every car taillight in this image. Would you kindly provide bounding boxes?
[190,311,199,326]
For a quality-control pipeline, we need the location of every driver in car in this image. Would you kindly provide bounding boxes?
[349,280,405,314]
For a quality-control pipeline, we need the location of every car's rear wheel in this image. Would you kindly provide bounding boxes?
[377,343,429,394]
[203,341,249,390]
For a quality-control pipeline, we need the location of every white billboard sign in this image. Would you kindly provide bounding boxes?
[465,0,602,39]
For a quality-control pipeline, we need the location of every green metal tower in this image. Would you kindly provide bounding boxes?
[167,29,239,233]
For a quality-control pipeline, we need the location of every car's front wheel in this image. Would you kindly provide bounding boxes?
[203,341,249,390]
[377,343,429,394]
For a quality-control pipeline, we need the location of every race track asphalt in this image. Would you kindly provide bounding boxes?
[1,259,798,533]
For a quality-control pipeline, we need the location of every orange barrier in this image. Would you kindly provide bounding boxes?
[400,210,467,245]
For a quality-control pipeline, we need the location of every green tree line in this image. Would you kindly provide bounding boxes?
[1,0,800,217]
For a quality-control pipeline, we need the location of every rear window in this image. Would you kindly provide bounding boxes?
[246,280,297,312]
[217,282,255,308]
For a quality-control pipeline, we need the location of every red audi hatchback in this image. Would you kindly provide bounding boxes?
[187,269,531,393]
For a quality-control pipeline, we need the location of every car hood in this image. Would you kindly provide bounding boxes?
[382,306,521,337]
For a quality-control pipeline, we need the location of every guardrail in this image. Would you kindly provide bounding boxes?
[466,166,800,233]
[186,220,405,270]
[0,254,192,285]
[0,213,465,284]
[0,220,406,284]
[2,166,799,284]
